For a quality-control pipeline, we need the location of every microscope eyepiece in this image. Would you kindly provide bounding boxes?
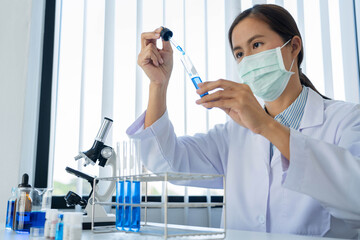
[95,117,113,143]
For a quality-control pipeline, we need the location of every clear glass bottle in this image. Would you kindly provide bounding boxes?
[5,187,16,230]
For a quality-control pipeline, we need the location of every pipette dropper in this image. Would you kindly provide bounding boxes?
[160,27,209,98]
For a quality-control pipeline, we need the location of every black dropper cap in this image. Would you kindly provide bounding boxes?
[18,173,31,188]
[160,27,173,41]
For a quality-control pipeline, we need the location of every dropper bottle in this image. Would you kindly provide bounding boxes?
[14,173,32,233]
[160,27,209,97]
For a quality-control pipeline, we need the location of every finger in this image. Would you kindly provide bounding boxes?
[162,38,172,52]
[196,89,236,105]
[138,47,161,67]
[150,45,164,64]
[150,53,160,67]
[141,30,161,49]
[197,79,235,95]
[201,98,236,110]
[143,43,163,65]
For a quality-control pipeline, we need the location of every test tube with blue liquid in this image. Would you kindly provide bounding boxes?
[115,142,125,230]
[160,27,209,97]
[116,139,141,232]
[130,139,141,232]
[123,142,132,231]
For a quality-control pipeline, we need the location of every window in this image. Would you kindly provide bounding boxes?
[51,0,227,197]
[48,0,360,199]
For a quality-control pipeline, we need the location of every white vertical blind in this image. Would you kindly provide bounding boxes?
[339,0,360,103]
[51,0,360,198]
[319,0,334,98]
[356,0,360,78]
[296,0,306,74]
[303,0,325,94]
[329,0,345,101]
[135,0,144,119]
[275,0,284,5]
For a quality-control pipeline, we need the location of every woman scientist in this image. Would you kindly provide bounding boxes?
[127,4,360,238]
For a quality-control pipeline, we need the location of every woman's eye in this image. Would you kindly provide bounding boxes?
[235,52,243,59]
[253,42,262,49]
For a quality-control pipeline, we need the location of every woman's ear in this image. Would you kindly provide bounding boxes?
[291,36,302,58]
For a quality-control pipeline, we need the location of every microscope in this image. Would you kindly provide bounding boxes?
[65,117,117,228]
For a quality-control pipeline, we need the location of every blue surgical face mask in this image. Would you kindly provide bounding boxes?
[237,39,295,102]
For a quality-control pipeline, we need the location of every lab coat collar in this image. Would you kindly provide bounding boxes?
[298,88,324,130]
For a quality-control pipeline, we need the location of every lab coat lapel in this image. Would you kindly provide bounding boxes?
[253,133,271,173]
[299,88,325,130]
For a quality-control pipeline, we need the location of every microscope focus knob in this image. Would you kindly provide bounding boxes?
[101,147,113,159]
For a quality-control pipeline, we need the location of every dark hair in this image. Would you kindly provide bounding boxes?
[228,4,330,99]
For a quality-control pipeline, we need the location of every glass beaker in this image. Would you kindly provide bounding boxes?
[14,187,52,234]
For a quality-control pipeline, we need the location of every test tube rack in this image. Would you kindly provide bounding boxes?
[90,172,226,239]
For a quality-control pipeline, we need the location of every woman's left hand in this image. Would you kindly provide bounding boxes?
[196,79,290,159]
[196,79,272,135]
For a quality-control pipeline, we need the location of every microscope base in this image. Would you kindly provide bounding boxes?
[82,214,116,230]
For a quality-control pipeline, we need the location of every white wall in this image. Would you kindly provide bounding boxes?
[0,0,44,225]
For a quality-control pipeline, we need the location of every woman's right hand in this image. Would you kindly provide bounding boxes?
[137,27,173,87]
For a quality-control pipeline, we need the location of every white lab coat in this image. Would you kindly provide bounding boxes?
[127,88,360,238]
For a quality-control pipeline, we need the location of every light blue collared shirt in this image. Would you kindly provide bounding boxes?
[270,86,309,159]
[274,86,308,130]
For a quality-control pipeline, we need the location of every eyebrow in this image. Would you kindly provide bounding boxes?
[232,34,265,52]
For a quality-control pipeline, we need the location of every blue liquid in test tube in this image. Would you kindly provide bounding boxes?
[123,180,132,231]
[170,39,209,98]
[130,181,140,232]
[116,140,141,232]
[115,181,124,230]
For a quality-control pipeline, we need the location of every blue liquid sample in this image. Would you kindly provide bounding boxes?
[115,181,124,230]
[15,212,31,233]
[15,211,46,234]
[118,181,141,232]
[123,180,132,231]
[191,76,208,97]
[30,211,46,228]
[5,200,15,229]
[171,40,209,98]
[55,214,64,240]
[176,46,185,55]
[130,181,141,232]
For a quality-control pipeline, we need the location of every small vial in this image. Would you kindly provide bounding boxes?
[54,213,64,240]
[44,209,59,239]
[63,212,82,240]
[5,187,16,230]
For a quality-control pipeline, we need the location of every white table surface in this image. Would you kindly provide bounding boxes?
[0,228,350,240]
